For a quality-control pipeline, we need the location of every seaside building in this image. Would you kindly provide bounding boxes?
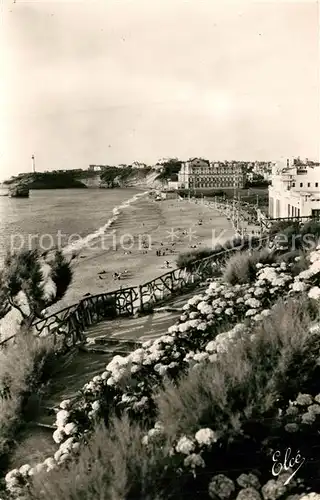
[177,158,245,190]
[268,160,320,218]
[132,161,148,169]
[252,161,274,181]
[88,165,102,172]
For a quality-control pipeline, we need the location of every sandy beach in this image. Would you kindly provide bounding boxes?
[56,194,235,310]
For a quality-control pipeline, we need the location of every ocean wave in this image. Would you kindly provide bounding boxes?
[63,191,149,255]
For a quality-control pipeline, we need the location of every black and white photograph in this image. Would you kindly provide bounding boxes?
[1,0,320,498]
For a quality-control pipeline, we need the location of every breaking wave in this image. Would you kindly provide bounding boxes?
[63,191,149,255]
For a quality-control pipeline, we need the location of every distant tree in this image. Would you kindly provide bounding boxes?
[100,167,120,187]
[157,158,183,180]
[0,249,73,332]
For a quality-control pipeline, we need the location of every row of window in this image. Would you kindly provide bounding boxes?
[191,170,242,175]
[292,182,319,188]
[191,177,242,182]
[190,176,243,181]
[190,182,242,188]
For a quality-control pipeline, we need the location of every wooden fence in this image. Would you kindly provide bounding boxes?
[0,237,270,350]
[260,214,320,232]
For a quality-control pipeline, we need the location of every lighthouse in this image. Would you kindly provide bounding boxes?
[32,154,36,173]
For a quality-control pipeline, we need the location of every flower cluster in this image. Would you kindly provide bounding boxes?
[169,427,219,477]
[208,470,308,500]
[184,323,249,369]
[281,392,320,432]
[4,243,320,497]
[290,245,320,300]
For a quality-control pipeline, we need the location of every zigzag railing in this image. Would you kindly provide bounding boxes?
[0,237,270,350]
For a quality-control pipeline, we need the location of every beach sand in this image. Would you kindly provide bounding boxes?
[56,194,235,310]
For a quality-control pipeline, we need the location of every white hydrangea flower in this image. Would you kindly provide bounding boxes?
[291,281,307,292]
[141,435,149,446]
[60,399,71,410]
[197,322,207,331]
[189,311,199,319]
[129,349,145,364]
[244,298,261,308]
[193,352,209,362]
[154,363,168,376]
[130,364,140,374]
[91,401,100,411]
[53,429,64,444]
[72,442,80,453]
[161,334,175,344]
[195,428,218,446]
[299,494,320,500]
[43,458,56,471]
[19,464,31,476]
[205,340,216,353]
[245,309,257,317]
[184,453,205,469]
[308,286,320,300]
[55,410,69,428]
[168,324,180,334]
[224,308,233,315]
[64,423,78,436]
[253,313,263,321]
[253,287,265,297]
[176,436,195,454]
[261,309,271,317]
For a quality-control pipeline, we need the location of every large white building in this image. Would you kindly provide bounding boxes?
[177,158,245,190]
[268,161,320,219]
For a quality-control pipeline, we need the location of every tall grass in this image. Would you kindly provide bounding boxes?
[156,296,319,439]
[222,247,275,285]
[176,235,261,271]
[25,296,320,500]
[28,418,179,500]
[0,334,55,472]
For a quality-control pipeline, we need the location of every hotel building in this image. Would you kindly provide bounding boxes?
[177,158,245,190]
[268,161,320,219]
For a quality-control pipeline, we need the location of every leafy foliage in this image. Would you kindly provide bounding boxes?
[0,249,73,327]
[156,159,183,180]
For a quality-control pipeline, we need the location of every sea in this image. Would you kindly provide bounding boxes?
[0,188,146,264]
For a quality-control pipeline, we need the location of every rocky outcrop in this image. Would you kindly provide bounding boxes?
[4,169,168,191]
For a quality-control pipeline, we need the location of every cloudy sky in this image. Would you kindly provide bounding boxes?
[1,0,319,179]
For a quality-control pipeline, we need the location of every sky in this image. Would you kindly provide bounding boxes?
[1,0,319,179]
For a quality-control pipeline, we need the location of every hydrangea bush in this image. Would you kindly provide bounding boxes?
[3,245,320,499]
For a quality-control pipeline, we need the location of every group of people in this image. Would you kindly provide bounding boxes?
[113,269,129,280]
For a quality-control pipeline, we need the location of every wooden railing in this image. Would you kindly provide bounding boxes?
[0,237,270,350]
[260,214,320,232]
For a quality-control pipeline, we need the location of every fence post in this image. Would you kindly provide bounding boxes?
[138,285,144,312]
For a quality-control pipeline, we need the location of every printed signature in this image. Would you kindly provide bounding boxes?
[272,448,305,485]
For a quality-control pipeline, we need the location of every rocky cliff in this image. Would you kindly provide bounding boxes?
[4,169,168,190]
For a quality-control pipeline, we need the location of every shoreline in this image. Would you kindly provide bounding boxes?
[0,193,235,336]
[53,194,235,311]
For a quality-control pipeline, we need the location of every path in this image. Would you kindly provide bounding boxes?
[8,285,207,470]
